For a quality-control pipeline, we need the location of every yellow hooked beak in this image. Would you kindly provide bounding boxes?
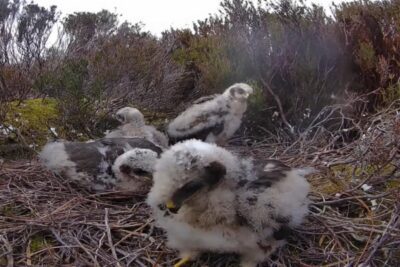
[174,256,190,267]
[166,199,176,209]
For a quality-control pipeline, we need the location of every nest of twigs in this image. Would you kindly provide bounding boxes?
[1,104,399,267]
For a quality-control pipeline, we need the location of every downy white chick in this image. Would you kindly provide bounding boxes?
[40,137,161,192]
[147,139,311,267]
[167,83,253,145]
[106,107,169,148]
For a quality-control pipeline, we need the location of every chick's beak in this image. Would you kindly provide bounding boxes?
[164,161,226,214]
[166,199,176,209]
[142,173,153,182]
[165,199,180,214]
[164,178,206,213]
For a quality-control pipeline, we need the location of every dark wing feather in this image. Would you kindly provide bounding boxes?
[64,142,103,175]
[246,159,291,189]
[168,108,229,145]
[192,94,220,105]
[273,225,292,240]
[100,138,163,156]
[65,138,162,176]
[236,159,294,240]
[168,122,224,145]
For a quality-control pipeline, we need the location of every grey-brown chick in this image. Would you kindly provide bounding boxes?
[40,137,162,192]
[147,139,311,267]
[167,83,253,145]
[106,107,169,148]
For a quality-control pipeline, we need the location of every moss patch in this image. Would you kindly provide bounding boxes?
[386,179,400,189]
[330,163,396,178]
[3,98,60,147]
[0,257,7,266]
[27,234,56,264]
[319,180,346,195]
[30,235,52,253]
[330,164,356,177]
[314,163,398,195]
[0,203,30,217]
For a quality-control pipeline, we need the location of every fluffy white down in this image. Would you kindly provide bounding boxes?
[159,218,267,262]
[112,148,158,191]
[237,169,310,233]
[39,141,86,183]
[147,139,243,207]
[167,95,228,135]
[106,107,168,148]
[166,83,253,143]
[147,139,310,266]
[143,125,169,148]
[39,141,72,174]
[112,149,157,175]
[116,107,145,126]
[274,169,310,226]
[148,140,264,261]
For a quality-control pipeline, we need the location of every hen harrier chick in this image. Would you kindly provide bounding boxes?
[147,139,311,267]
[40,138,162,192]
[167,83,253,145]
[106,107,169,148]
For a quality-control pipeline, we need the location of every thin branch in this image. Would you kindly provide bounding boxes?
[105,208,123,267]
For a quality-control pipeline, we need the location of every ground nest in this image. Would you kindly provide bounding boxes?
[1,109,399,266]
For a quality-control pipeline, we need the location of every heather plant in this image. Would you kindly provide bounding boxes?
[183,0,356,137]
[334,0,400,109]
[1,0,400,148]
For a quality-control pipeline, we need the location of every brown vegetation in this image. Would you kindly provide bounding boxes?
[1,0,399,142]
[0,0,400,266]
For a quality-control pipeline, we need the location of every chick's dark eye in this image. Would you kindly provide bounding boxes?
[132,168,150,176]
[116,114,124,121]
[237,88,245,94]
[119,164,131,174]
